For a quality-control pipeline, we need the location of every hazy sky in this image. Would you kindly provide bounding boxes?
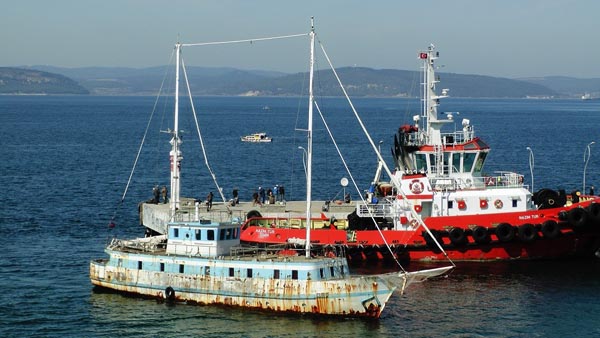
[2,0,599,78]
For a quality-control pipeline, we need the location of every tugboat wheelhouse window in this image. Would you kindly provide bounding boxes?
[138,261,142,270]
[463,153,477,173]
[160,262,165,272]
[448,201,454,209]
[229,267,234,277]
[415,153,427,172]
[195,229,201,240]
[330,266,335,277]
[179,264,184,273]
[292,270,298,280]
[247,268,253,278]
[207,230,214,240]
[273,269,280,279]
[173,228,179,238]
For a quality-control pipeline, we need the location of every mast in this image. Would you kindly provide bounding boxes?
[304,18,315,258]
[170,43,183,213]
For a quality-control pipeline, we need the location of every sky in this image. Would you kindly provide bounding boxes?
[1,0,599,79]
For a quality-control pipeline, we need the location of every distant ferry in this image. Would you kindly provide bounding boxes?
[241,132,272,143]
[582,93,592,100]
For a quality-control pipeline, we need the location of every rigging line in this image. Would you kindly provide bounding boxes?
[181,33,308,47]
[313,100,406,272]
[317,39,455,267]
[118,48,176,206]
[180,57,229,208]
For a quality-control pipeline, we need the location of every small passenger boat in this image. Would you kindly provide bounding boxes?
[241,132,272,143]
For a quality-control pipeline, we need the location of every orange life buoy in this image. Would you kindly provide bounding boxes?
[494,199,503,209]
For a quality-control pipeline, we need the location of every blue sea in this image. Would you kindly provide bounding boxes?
[1,95,600,337]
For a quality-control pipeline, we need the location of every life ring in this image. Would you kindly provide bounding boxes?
[480,199,488,209]
[409,219,420,228]
[410,180,425,194]
[457,200,466,210]
[494,199,503,209]
[165,286,175,302]
[471,226,491,244]
[541,220,560,239]
[517,223,538,242]
[495,223,515,242]
[448,227,468,246]
[414,204,422,213]
[568,207,589,229]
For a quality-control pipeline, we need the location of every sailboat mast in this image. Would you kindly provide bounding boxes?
[304,18,315,257]
[170,43,182,213]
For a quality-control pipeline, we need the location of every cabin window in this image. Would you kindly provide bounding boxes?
[415,153,427,172]
[319,268,324,279]
[138,261,142,270]
[292,270,298,280]
[219,229,226,240]
[340,266,345,276]
[160,263,165,272]
[453,153,462,173]
[247,268,253,278]
[463,153,476,173]
[205,267,210,276]
[330,266,335,277]
[179,264,184,273]
[512,199,518,208]
[207,230,214,240]
[443,152,450,174]
[173,228,179,238]
[229,267,234,277]
[233,228,238,239]
[448,200,454,209]
[274,269,280,279]
[473,152,487,174]
[226,229,232,240]
[195,229,201,240]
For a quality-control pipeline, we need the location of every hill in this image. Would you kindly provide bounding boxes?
[29,65,561,98]
[518,76,600,98]
[0,67,89,94]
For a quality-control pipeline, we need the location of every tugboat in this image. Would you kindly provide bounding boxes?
[90,22,452,318]
[240,44,600,261]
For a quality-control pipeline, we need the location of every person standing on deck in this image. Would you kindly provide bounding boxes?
[206,191,214,211]
[279,185,285,202]
[161,186,168,204]
[152,185,160,204]
[258,186,265,204]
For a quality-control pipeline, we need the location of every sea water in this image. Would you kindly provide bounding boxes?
[1,95,600,337]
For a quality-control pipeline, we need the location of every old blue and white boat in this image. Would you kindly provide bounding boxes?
[90,19,452,318]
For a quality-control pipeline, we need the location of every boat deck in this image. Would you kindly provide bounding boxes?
[141,198,356,234]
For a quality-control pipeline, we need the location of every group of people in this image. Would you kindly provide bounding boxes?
[253,184,285,206]
[152,184,291,209]
[152,185,168,204]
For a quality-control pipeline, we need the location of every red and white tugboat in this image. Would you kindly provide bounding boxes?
[241,44,600,262]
